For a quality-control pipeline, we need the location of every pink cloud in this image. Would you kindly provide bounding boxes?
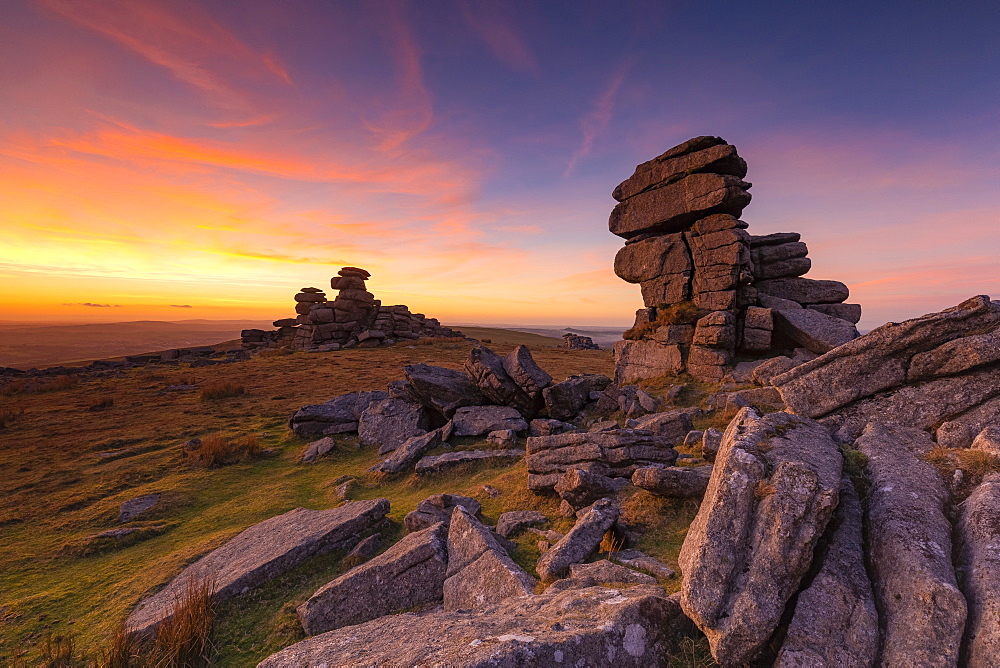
[565,59,634,176]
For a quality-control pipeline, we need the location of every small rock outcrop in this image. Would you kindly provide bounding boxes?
[631,464,712,498]
[357,397,429,454]
[403,494,481,532]
[451,405,528,436]
[562,332,600,349]
[536,498,619,581]
[288,390,388,437]
[609,137,859,383]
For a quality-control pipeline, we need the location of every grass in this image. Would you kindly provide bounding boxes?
[1,375,79,396]
[185,434,261,468]
[925,444,1000,499]
[0,404,25,428]
[0,336,616,664]
[622,300,702,340]
[87,396,115,412]
[199,382,246,401]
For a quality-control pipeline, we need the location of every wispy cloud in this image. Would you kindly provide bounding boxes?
[457,1,540,75]
[62,302,122,307]
[565,59,634,176]
[169,304,193,308]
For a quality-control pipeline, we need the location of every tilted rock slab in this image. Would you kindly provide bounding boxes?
[126,500,389,637]
[631,464,713,498]
[957,473,1000,667]
[772,307,859,355]
[369,426,444,475]
[857,423,967,667]
[288,390,388,436]
[451,405,528,436]
[774,476,878,668]
[444,506,537,612]
[403,363,485,418]
[297,522,448,636]
[415,449,525,476]
[464,345,536,416]
[260,584,689,668]
[536,498,619,581]
[678,408,842,666]
[526,429,678,493]
[403,493,481,532]
[358,397,429,454]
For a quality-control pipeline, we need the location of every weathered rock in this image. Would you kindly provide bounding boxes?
[300,436,336,463]
[542,374,612,421]
[502,345,552,405]
[615,384,662,418]
[678,408,842,666]
[288,391,388,436]
[344,533,381,562]
[452,405,529,436]
[357,397,429,454]
[529,418,577,436]
[858,422,966,667]
[772,307,859,354]
[415,449,525,475]
[537,498,620,581]
[464,346,535,415]
[369,428,443,475]
[631,464,713,498]
[756,277,849,305]
[403,494,481,532]
[496,510,548,538]
[118,493,161,523]
[614,139,747,201]
[807,302,863,324]
[774,296,1000,419]
[774,476,878,668]
[613,339,684,384]
[444,507,537,611]
[126,500,390,637]
[751,355,800,386]
[260,584,689,668]
[754,256,811,280]
[609,172,752,239]
[972,425,1000,454]
[937,420,974,449]
[486,429,518,447]
[614,232,693,284]
[402,363,485,418]
[631,409,695,443]
[750,232,800,247]
[701,427,722,462]
[682,430,704,447]
[555,469,629,509]
[526,430,678,493]
[588,420,619,432]
[567,560,656,586]
[957,473,1000,667]
[613,549,676,579]
[298,522,448,635]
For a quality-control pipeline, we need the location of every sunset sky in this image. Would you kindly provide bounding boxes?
[1,0,997,329]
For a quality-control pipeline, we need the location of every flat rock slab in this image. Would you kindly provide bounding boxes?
[678,408,842,666]
[756,277,849,305]
[126,500,389,637]
[358,397,429,454]
[415,449,524,475]
[632,464,712,498]
[298,522,448,636]
[957,473,1000,667]
[613,549,675,580]
[300,436,336,463]
[403,363,485,418]
[288,391,388,436]
[452,405,528,436]
[537,498,619,581]
[260,584,688,668]
[858,423,966,667]
[772,307,859,355]
[118,493,161,523]
[369,428,443,475]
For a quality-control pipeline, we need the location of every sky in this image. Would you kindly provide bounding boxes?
[0,0,997,330]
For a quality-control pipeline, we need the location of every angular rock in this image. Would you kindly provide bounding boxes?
[402,363,485,418]
[614,139,747,201]
[357,397,429,454]
[118,494,161,524]
[631,409,695,443]
[957,473,1000,667]
[609,173,752,239]
[614,232,692,284]
[542,374,612,421]
[678,408,842,666]
[751,355,800,386]
[568,560,656,586]
[126,500,390,637]
[444,506,537,611]
[613,339,684,384]
[774,476,878,668]
[757,277,849,304]
[807,302,863,324]
[631,464,713,498]
[403,494,481,532]
[537,498,620,581]
[701,428,723,462]
[526,430,678,493]
[452,405,528,436]
[909,327,1000,380]
[301,436,336,463]
[857,423,966,667]
[288,391,388,437]
[529,418,576,436]
[616,384,662,417]
[415,449,525,475]
[486,429,517,447]
[369,428,443,475]
[554,469,629,509]
[772,308,859,354]
[613,549,676,580]
[464,346,535,415]
[758,292,802,310]
[501,345,552,405]
[938,420,974,449]
[298,522,448,635]
[260,584,689,668]
[496,510,547,538]
[972,425,1000,454]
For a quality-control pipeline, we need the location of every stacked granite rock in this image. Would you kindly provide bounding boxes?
[562,333,600,350]
[242,267,463,352]
[611,136,861,382]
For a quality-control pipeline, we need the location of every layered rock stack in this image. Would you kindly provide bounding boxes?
[611,137,861,382]
[562,333,599,350]
[242,267,462,352]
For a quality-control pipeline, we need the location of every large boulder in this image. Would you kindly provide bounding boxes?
[756,277,849,305]
[678,408,842,666]
[126,500,389,637]
[536,498,619,581]
[631,464,712,498]
[542,374,612,421]
[464,346,535,415]
[260,584,690,667]
[631,408,696,443]
[613,340,684,384]
[957,473,1000,667]
[772,307,859,354]
[451,405,529,436]
[357,397,429,454]
[402,363,485,418]
[502,345,552,411]
[297,522,448,636]
[403,494,481,532]
[526,430,678,493]
[288,391,388,436]
[857,423,967,666]
[444,506,537,611]
[773,476,878,667]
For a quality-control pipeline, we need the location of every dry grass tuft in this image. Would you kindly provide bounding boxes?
[153,575,217,667]
[1,375,79,396]
[666,634,718,667]
[754,480,777,499]
[87,396,114,412]
[257,346,294,358]
[199,381,246,401]
[98,624,143,668]
[623,300,703,340]
[0,404,25,428]
[185,433,260,468]
[411,336,465,346]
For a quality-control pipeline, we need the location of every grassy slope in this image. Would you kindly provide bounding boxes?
[2,335,672,664]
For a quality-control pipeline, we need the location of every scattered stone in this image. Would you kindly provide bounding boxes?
[126,500,390,638]
[118,493,161,524]
[72,525,169,556]
[554,469,628,510]
[369,427,443,475]
[956,473,1000,666]
[631,408,696,443]
[682,430,703,447]
[297,522,448,635]
[344,533,381,563]
[857,423,966,667]
[300,437,336,463]
[678,408,842,666]
[357,397,429,454]
[403,494,481,532]
[617,384,662,417]
[452,405,528,436]
[486,429,518,447]
[972,425,1000,454]
[444,507,537,611]
[542,374,612,421]
[612,549,676,579]
[701,428,723,461]
[536,498,620,581]
[481,485,501,498]
[496,511,548,538]
[529,418,577,436]
[631,464,712,498]
[402,363,485,418]
[415,449,525,475]
[937,420,974,449]
[288,391,388,437]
